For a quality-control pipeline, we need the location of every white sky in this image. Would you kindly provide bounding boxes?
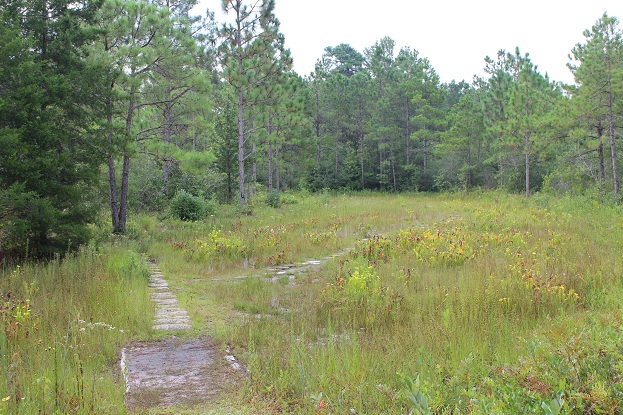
[195,1,623,85]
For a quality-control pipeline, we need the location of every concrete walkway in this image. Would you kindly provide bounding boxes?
[121,264,237,410]
[148,264,192,331]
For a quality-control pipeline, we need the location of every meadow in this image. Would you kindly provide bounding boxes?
[3,191,623,414]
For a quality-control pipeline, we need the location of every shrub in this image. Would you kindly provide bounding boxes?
[170,190,213,221]
[266,191,282,208]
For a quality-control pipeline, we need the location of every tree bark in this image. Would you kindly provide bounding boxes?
[359,127,364,189]
[334,135,339,182]
[314,87,322,169]
[405,98,410,165]
[235,7,246,206]
[108,77,135,234]
[119,155,130,232]
[275,142,281,192]
[525,131,531,198]
[596,119,605,192]
[108,155,119,230]
[390,140,397,192]
[267,140,273,192]
[466,140,472,188]
[423,131,428,172]
[237,86,246,205]
[607,74,619,197]
[162,87,173,184]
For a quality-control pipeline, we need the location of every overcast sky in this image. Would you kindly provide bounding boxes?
[195,1,623,85]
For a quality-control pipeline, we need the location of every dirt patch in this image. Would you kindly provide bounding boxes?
[122,337,242,410]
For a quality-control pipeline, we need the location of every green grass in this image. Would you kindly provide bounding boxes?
[0,244,153,414]
[5,190,623,413]
[140,191,623,413]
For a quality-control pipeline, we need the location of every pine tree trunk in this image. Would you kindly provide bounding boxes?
[237,87,246,205]
[596,119,605,192]
[315,90,322,169]
[268,141,273,192]
[607,75,619,197]
[163,87,173,184]
[360,128,365,189]
[113,81,136,234]
[276,142,280,192]
[109,80,135,234]
[235,6,246,206]
[467,141,472,188]
[390,140,397,192]
[252,161,257,198]
[334,136,339,182]
[525,131,530,198]
[405,98,410,165]
[599,141,605,192]
[423,134,428,172]
[119,155,130,232]
[108,155,119,231]
[379,140,384,189]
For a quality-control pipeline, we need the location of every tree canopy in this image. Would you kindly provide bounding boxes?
[2,3,623,258]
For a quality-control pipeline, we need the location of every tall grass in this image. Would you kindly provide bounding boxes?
[0,245,152,414]
[135,191,623,413]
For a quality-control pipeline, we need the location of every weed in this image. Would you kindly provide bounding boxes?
[27,191,623,414]
[0,246,151,413]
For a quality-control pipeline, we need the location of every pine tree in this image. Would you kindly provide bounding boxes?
[507,53,559,197]
[569,13,623,198]
[93,0,211,232]
[217,0,292,205]
[0,0,105,257]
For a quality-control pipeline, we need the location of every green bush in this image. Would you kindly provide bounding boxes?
[266,190,282,208]
[170,190,213,221]
[281,193,299,205]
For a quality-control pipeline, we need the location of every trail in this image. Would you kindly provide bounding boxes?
[121,256,344,411]
[148,264,192,330]
[121,264,242,411]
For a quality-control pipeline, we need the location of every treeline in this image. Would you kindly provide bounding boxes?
[1,0,622,257]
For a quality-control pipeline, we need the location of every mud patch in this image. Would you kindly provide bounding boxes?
[122,338,240,410]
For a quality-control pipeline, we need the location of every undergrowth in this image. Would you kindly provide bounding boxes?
[151,191,623,413]
[0,245,152,414]
[5,191,623,414]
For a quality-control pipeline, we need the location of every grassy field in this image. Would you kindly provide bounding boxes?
[3,191,623,413]
[0,244,153,414]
